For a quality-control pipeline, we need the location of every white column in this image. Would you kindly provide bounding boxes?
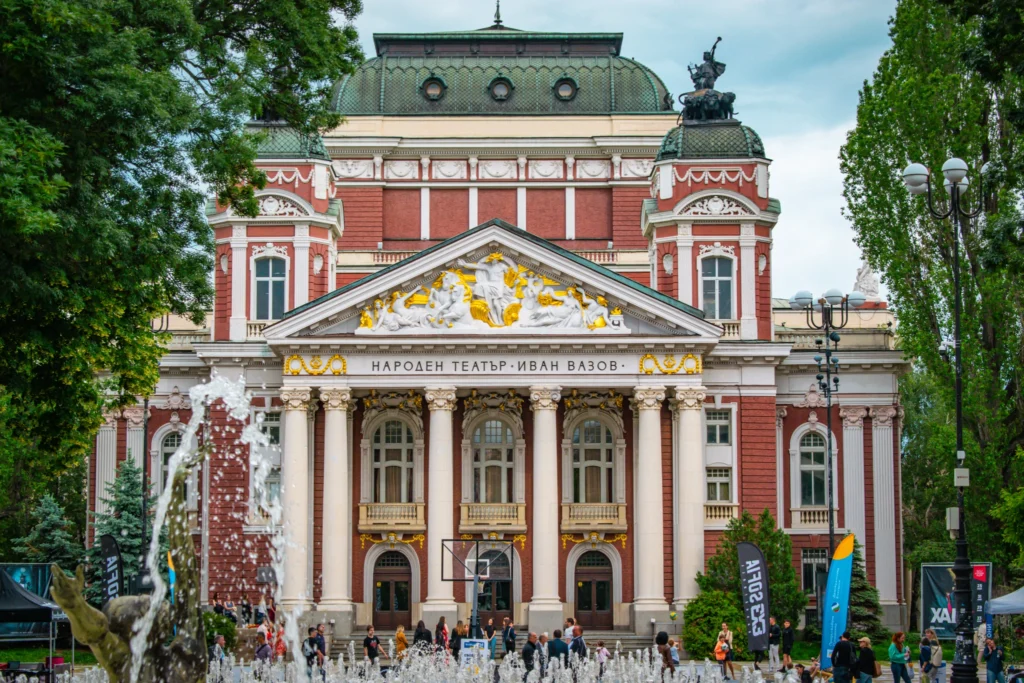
[423,387,457,625]
[841,407,868,545]
[776,407,787,529]
[280,387,313,612]
[95,412,119,516]
[529,386,563,634]
[565,187,576,239]
[677,223,694,305]
[740,223,757,339]
[672,386,706,611]
[871,406,899,603]
[318,388,355,629]
[229,225,248,341]
[294,225,310,308]
[633,387,669,630]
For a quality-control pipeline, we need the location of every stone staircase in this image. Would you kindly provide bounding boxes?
[329,630,660,659]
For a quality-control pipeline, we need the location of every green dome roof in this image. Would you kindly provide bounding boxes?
[656,121,766,161]
[249,122,330,161]
[332,55,672,116]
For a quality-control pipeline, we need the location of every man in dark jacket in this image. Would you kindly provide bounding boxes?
[548,629,570,668]
[782,620,796,668]
[768,616,782,672]
[522,632,539,678]
[569,625,588,660]
[831,632,859,683]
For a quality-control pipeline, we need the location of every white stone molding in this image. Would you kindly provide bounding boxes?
[788,420,840,517]
[673,386,706,605]
[529,160,564,179]
[564,542,624,607]
[425,387,457,412]
[840,406,868,545]
[739,223,757,339]
[159,386,192,411]
[612,155,622,180]
[149,422,199,510]
[576,159,611,179]
[257,195,309,217]
[757,164,769,198]
[672,189,760,219]
[220,254,228,274]
[123,406,146,471]
[565,156,575,180]
[796,383,827,408]
[294,224,311,308]
[517,186,526,229]
[676,223,694,306]
[621,159,654,179]
[332,159,374,180]
[420,187,430,240]
[478,160,517,180]
[697,242,737,258]
[871,405,899,602]
[432,159,467,180]
[312,253,324,275]
[561,390,626,505]
[516,156,527,181]
[229,225,248,341]
[468,157,479,181]
[682,195,753,217]
[384,159,420,180]
[251,243,289,260]
[361,542,421,606]
[372,155,383,180]
[565,186,576,239]
[359,391,425,505]
[674,167,757,187]
[420,156,431,180]
[776,406,787,529]
[529,387,562,411]
[280,387,312,412]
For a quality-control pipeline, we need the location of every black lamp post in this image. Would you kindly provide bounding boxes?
[902,157,987,683]
[788,289,867,557]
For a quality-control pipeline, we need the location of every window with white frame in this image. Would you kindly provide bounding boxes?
[701,257,733,319]
[257,411,282,514]
[372,420,415,503]
[706,467,732,502]
[802,548,828,593]
[705,409,731,445]
[799,432,828,507]
[255,257,286,320]
[161,433,187,502]
[572,419,615,504]
[473,419,515,504]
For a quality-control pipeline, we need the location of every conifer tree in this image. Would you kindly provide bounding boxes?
[848,539,889,641]
[13,494,83,574]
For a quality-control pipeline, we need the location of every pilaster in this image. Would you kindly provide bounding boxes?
[840,407,868,545]
[871,406,898,603]
[740,222,757,339]
[229,225,248,341]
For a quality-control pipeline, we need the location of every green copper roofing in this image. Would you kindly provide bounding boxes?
[331,55,673,116]
[284,219,705,322]
[373,30,626,54]
[656,121,766,161]
[248,122,330,161]
[767,197,781,214]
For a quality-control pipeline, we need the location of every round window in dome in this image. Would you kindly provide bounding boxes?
[422,77,446,101]
[554,78,578,101]
[489,77,513,101]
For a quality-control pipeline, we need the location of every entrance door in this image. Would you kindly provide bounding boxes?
[575,551,613,630]
[373,551,411,630]
[476,550,513,627]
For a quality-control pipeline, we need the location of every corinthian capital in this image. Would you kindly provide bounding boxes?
[776,406,788,428]
[672,386,707,411]
[839,406,868,428]
[870,406,898,426]
[280,387,313,411]
[633,386,667,411]
[319,387,352,412]
[425,387,457,412]
[122,406,147,428]
[529,386,562,411]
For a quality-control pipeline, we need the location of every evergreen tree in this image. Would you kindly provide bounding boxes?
[697,508,807,626]
[848,540,889,642]
[13,494,83,574]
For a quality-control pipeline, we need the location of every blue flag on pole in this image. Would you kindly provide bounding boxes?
[820,534,855,669]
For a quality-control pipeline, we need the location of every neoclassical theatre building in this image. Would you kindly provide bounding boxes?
[88,19,908,635]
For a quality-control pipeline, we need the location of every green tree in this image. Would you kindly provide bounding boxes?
[0,0,364,559]
[848,540,889,642]
[13,494,84,574]
[682,590,747,659]
[840,0,1024,570]
[697,509,807,627]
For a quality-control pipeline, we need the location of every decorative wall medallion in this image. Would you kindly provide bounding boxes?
[528,160,564,179]
[478,160,517,180]
[698,242,737,257]
[357,253,611,333]
[220,254,229,274]
[312,253,324,275]
[283,354,347,376]
[576,159,611,179]
[384,160,419,180]
[431,160,467,179]
[639,353,702,375]
[252,243,289,259]
[620,159,654,178]
[257,195,307,217]
[796,383,826,408]
[681,195,752,217]
[333,159,374,179]
[160,386,192,411]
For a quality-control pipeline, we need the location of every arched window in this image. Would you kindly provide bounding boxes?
[701,256,733,319]
[255,257,286,320]
[572,419,615,503]
[161,432,184,499]
[472,419,515,503]
[799,432,827,506]
[372,420,415,503]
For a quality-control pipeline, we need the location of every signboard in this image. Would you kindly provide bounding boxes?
[99,534,123,606]
[459,639,490,668]
[920,563,992,639]
[737,542,771,652]
[820,535,855,669]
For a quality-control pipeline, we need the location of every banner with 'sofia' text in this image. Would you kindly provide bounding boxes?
[820,534,855,669]
[737,542,771,652]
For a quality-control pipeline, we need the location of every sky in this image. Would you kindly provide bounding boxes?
[347,0,898,298]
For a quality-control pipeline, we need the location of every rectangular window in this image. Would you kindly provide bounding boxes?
[260,412,281,446]
[706,467,732,502]
[701,256,734,320]
[705,409,731,445]
[802,548,829,593]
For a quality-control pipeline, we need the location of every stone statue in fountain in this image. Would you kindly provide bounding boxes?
[49,469,207,682]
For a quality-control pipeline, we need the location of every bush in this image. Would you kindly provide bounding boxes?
[203,611,238,651]
[682,589,747,660]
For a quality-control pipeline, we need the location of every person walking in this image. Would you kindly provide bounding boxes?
[984,637,1007,683]
[857,637,878,683]
[768,616,782,672]
[396,624,408,661]
[503,617,517,656]
[364,625,387,664]
[831,632,859,683]
[413,620,433,649]
[315,623,327,665]
[714,633,729,679]
[889,632,913,683]
[657,631,676,674]
[782,619,795,669]
[435,616,450,652]
[255,632,272,664]
[522,632,540,679]
[451,621,464,661]
[304,626,323,678]
[920,636,938,683]
[925,629,943,680]
[569,624,588,661]
[548,628,569,668]
[596,640,611,677]
[719,622,736,679]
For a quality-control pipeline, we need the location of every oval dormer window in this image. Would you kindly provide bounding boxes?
[422,77,446,101]
[489,76,513,102]
[554,78,578,101]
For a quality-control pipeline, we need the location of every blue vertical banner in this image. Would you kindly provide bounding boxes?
[820,534,855,669]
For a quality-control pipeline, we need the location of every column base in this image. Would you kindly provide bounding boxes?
[632,600,670,636]
[421,601,458,632]
[528,600,565,636]
[317,602,356,637]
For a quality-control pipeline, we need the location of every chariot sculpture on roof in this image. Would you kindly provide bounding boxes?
[688,36,726,91]
[679,36,737,123]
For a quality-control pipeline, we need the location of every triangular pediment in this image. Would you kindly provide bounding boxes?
[264,220,722,342]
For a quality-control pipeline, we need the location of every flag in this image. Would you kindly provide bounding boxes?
[737,542,771,652]
[820,534,855,668]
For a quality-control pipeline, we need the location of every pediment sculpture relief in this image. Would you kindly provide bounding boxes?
[358,253,620,333]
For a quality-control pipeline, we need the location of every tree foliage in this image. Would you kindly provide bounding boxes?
[0,0,363,559]
[682,590,747,660]
[203,611,239,651]
[840,0,1024,569]
[849,540,889,642]
[697,509,807,628]
[13,494,84,574]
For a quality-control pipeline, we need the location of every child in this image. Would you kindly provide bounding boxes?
[715,634,729,679]
[920,637,934,682]
[596,640,611,676]
[668,638,680,666]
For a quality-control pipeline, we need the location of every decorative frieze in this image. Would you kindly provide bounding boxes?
[257,195,307,217]
[122,406,146,428]
[384,160,419,180]
[529,160,564,179]
[576,159,611,179]
[620,159,654,179]
[796,383,826,408]
[639,353,702,376]
[776,405,788,428]
[332,159,375,179]
[840,406,868,428]
[159,386,192,411]
[698,242,736,257]
[463,389,524,434]
[432,160,467,180]
[478,160,517,180]
[870,405,898,426]
[252,243,289,259]
[681,195,752,217]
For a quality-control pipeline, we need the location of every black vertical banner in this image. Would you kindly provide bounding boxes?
[738,542,771,651]
[99,534,123,606]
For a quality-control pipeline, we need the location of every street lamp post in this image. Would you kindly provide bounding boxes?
[902,157,987,683]
[788,289,867,558]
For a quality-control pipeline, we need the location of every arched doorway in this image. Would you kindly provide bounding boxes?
[476,550,513,626]
[574,551,613,629]
[373,551,411,630]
